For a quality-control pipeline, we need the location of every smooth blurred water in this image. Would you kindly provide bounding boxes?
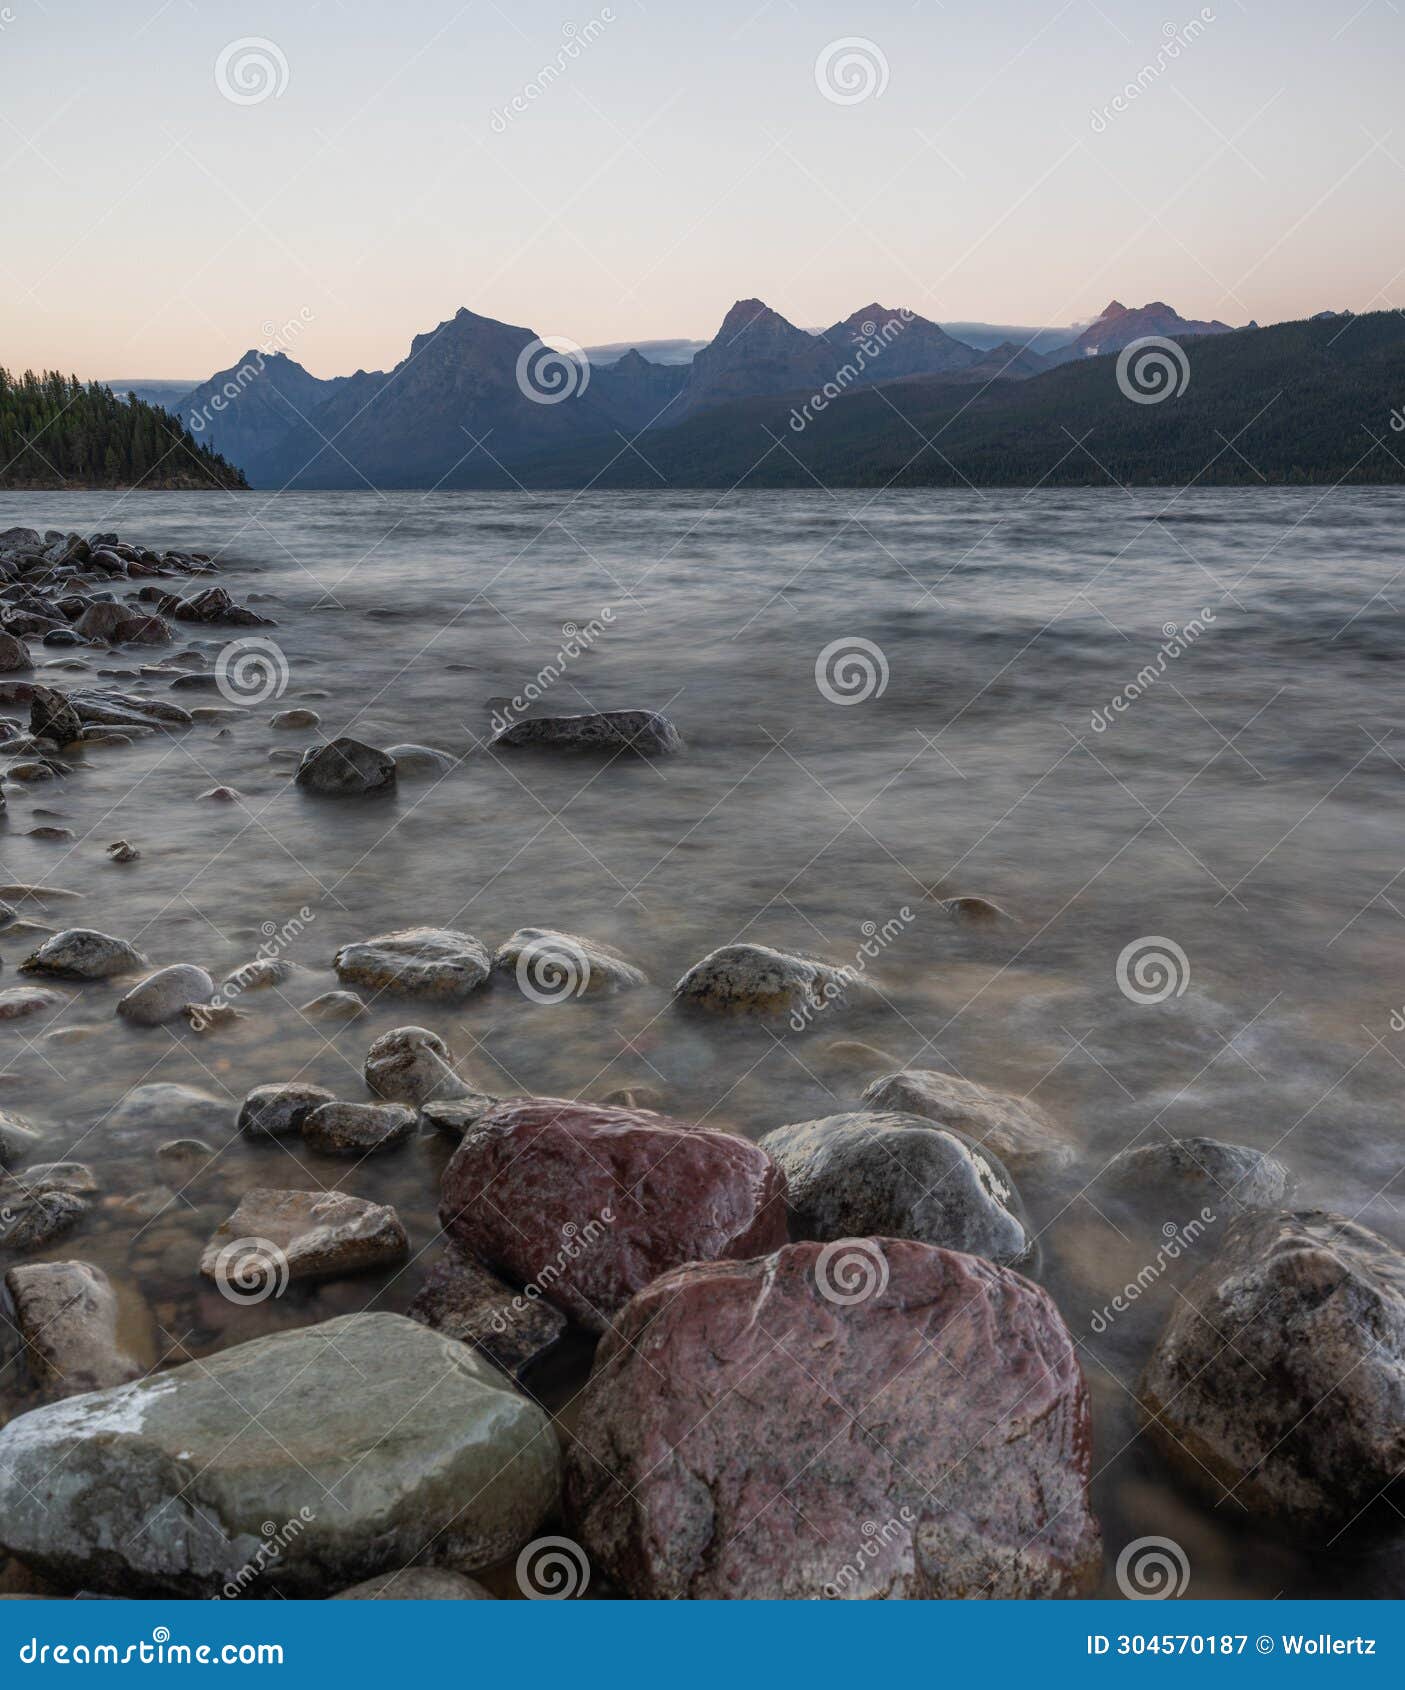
[2,486,1404,1598]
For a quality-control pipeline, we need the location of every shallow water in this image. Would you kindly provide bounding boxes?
[2,486,1404,1598]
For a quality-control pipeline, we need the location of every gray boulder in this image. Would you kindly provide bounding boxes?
[335,927,491,999]
[3,1261,141,1397]
[201,1189,408,1286]
[1101,1136,1292,1214]
[492,708,681,757]
[674,941,869,1022]
[295,737,397,796]
[759,1110,1035,1269]
[408,1246,567,1380]
[116,964,216,1027]
[20,928,147,981]
[1141,1209,1405,1526]
[0,1312,560,1596]
[301,1101,417,1156]
[364,1026,475,1106]
[495,926,647,998]
[107,1082,230,1140]
[236,1082,336,1140]
[862,1068,1075,1181]
[0,1110,42,1170]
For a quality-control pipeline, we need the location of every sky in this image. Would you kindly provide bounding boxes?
[3,0,1403,381]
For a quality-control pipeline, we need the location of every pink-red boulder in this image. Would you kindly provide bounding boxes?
[438,1098,788,1333]
[564,1238,1102,1598]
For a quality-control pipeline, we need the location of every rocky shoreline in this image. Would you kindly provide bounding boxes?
[1,521,1403,1600]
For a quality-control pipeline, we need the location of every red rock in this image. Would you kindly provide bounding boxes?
[438,1098,787,1333]
[564,1239,1101,1598]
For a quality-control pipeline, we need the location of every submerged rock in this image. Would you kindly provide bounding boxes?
[0,987,66,1021]
[106,1082,232,1140]
[408,1246,567,1379]
[1141,1209,1405,1526]
[1100,1136,1292,1214]
[295,737,397,796]
[116,964,216,1027]
[364,1025,475,1106]
[236,1082,336,1140]
[492,708,682,757]
[0,1188,87,1252]
[758,1110,1034,1269]
[201,1189,408,1286]
[299,990,367,1022]
[674,941,870,1022]
[439,1097,787,1332]
[335,927,491,999]
[3,1261,141,1397]
[565,1240,1101,1598]
[861,1068,1075,1181]
[386,743,457,777]
[302,1100,417,1156]
[20,927,147,980]
[0,1312,560,1596]
[0,1110,43,1170]
[495,926,647,998]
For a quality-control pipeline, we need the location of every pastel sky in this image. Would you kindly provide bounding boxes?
[4,0,1402,380]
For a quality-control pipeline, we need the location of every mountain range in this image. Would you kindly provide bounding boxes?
[152,296,1249,489]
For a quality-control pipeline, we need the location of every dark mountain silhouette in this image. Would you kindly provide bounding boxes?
[1049,299,1238,363]
[672,299,843,421]
[467,311,1405,490]
[590,348,688,433]
[823,304,981,379]
[172,351,346,484]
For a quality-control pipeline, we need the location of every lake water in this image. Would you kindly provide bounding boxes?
[2,486,1403,1598]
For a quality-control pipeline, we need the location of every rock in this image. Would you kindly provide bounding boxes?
[236,1082,336,1140]
[116,964,216,1027]
[439,1097,787,1333]
[1100,1137,1292,1214]
[758,1111,1034,1269]
[564,1240,1101,1598]
[941,895,1014,927]
[269,708,320,729]
[106,1082,231,1141]
[154,1138,216,1184]
[364,1025,475,1106]
[386,743,457,777]
[495,927,648,999]
[185,1001,242,1033]
[0,633,31,673]
[492,709,682,757]
[106,840,139,863]
[821,1038,902,1074]
[20,927,147,980]
[201,1189,408,1285]
[302,1101,417,1156]
[299,990,367,1022]
[596,1085,665,1111]
[421,1096,499,1140]
[28,687,81,745]
[0,1110,42,1169]
[5,760,57,782]
[408,1246,567,1379]
[335,927,491,999]
[673,941,870,1022]
[295,737,397,797]
[0,1189,87,1252]
[8,1162,96,1196]
[0,987,65,1021]
[861,1068,1075,1181]
[3,1261,140,1396]
[223,957,293,992]
[1141,1209,1405,1526]
[332,1569,492,1600]
[0,1312,560,1596]
[197,786,242,803]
